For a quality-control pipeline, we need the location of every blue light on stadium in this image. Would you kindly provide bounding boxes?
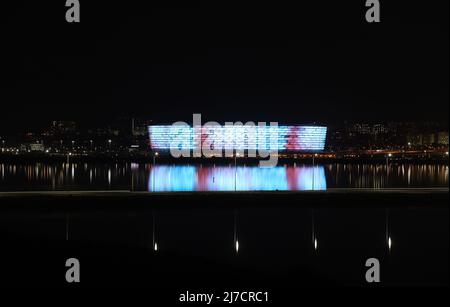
[148,125,327,152]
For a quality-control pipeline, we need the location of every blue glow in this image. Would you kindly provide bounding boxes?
[148,165,327,192]
[149,166,197,191]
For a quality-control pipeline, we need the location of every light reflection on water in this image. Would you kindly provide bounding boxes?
[148,166,327,192]
[0,163,448,191]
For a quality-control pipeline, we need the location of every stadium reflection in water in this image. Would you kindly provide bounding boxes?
[148,166,327,192]
[1,163,448,191]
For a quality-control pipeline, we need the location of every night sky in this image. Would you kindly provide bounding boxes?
[1,1,448,132]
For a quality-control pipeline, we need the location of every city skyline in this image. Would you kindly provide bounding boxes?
[1,118,448,157]
[0,117,448,134]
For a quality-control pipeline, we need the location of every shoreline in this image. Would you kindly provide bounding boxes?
[0,154,448,165]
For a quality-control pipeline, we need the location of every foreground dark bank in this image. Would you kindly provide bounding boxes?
[0,190,448,295]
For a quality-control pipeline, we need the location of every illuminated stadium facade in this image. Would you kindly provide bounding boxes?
[148,124,327,154]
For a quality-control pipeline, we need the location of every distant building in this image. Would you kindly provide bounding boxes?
[373,123,388,135]
[49,121,77,135]
[132,118,153,137]
[30,143,45,152]
[349,123,371,135]
[437,132,449,145]
[406,134,423,146]
[422,133,436,146]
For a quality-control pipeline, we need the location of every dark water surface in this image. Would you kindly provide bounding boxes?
[0,194,448,288]
[0,162,448,289]
[0,162,448,191]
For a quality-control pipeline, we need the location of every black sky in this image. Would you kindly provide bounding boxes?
[1,1,448,132]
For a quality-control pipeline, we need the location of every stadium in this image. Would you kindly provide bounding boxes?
[148,124,327,156]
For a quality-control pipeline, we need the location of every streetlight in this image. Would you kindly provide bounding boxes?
[108,139,112,151]
[312,209,318,252]
[234,210,239,254]
[386,153,392,183]
[90,140,93,151]
[234,153,240,191]
[312,153,318,190]
[152,213,158,252]
[153,151,159,166]
[386,153,392,168]
[386,209,392,254]
[152,152,159,192]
